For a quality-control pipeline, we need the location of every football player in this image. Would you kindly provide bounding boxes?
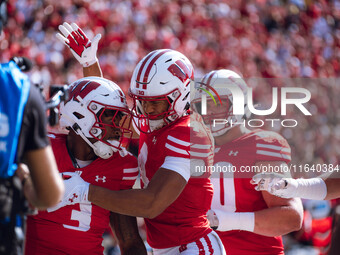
[192,69,303,255]
[25,77,146,254]
[54,22,226,254]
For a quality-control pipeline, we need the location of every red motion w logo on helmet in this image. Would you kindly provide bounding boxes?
[69,80,100,102]
[167,60,193,86]
[135,50,171,90]
[135,50,193,89]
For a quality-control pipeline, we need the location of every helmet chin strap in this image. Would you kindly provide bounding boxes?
[92,141,116,159]
[76,130,116,159]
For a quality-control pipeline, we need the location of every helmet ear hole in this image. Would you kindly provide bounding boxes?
[167,96,173,104]
[73,112,84,119]
[243,104,251,120]
[184,102,190,111]
[136,100,144,115]
[183,92,190,101]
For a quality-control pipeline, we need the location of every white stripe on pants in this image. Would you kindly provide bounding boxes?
[152,231,226,255]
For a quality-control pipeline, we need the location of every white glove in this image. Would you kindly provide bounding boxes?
[251,173,290,196]
[252,173,327,200]
[47,172,89,212]
[56,22,101,67]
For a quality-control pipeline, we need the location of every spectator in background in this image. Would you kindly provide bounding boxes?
[1,0,338,168]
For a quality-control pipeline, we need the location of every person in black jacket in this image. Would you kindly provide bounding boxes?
[0,5,64,252]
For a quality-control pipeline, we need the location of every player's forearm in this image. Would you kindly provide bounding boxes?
[118,233,147,255]
[110,213,147,255]
[120,243,147,255]
[254,203,303,236]
[83,62,103,77]
[89,184,163,218]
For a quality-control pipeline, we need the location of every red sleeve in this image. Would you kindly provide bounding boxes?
[254,131,291,163]
[164,126,190,159]
[165,115,214,166]
[120,153,139,190]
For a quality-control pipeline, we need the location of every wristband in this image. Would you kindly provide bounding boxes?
[295,178,327,200]
[82,57,98,68]
[214,210,255,232]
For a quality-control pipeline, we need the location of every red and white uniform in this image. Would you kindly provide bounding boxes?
[25,134,138,255]
[211,129,291,255]
[139,113,219,251]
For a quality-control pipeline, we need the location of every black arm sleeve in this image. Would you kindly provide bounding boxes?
[16,84,50,163]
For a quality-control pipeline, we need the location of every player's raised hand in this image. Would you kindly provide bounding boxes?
[56,22,101,67]
[47,172,89,212]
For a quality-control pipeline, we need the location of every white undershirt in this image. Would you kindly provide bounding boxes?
[75,158,93,168]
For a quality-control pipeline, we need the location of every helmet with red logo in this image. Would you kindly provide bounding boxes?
[59,76,132,159]
[129,49,193,133]
[193,69,250,136]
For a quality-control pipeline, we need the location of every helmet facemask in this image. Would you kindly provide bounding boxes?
[129,49,193,134]
[90,103,132,156]
[66,101,133,159]
[192,69,251,137]
[59,77,133,159]
[130,89,187,133]
[193,96,236,137]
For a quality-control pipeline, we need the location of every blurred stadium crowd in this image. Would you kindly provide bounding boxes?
[1,0,339,168]
[1,0,339,254]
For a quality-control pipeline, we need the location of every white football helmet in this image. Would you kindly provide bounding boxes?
[59,76,132,159]
[129,49,193,133]
[193,69,250,136]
